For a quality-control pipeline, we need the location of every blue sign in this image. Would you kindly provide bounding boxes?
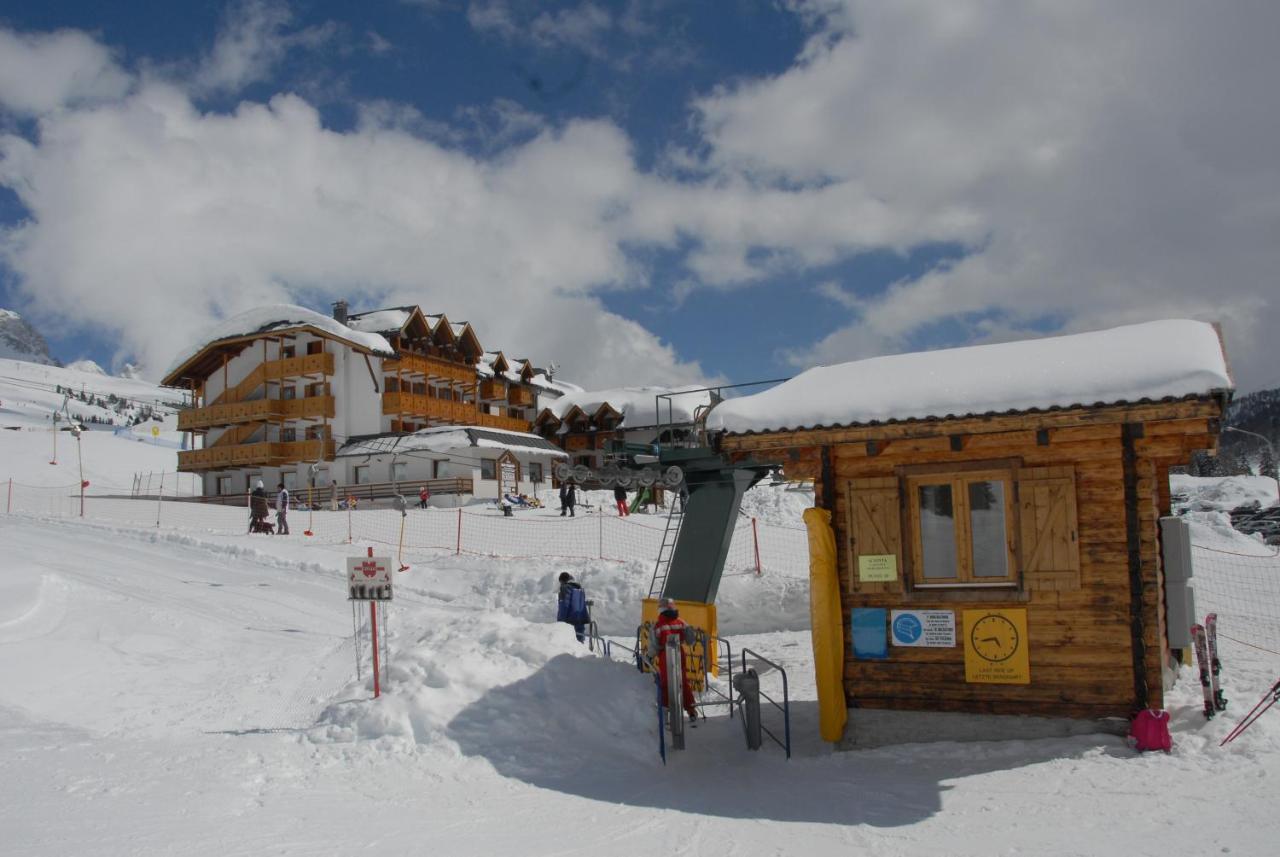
[851,608,888,660]
[892,613,923,645]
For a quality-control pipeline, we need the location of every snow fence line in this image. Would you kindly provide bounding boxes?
[2,480,812,579]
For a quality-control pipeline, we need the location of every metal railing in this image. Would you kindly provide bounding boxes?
[740,647,791,759]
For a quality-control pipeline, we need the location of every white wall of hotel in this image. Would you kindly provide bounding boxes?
[191,329,564,498]
[333,445,566,506]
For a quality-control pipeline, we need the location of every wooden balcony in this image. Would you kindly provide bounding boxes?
[207,352,334,406]
[382,392,480,424]
[383,352,472,385]
[479,378,508,402]
[177,439,335,472]
[479,412,534,433]
[178,395,335,431]
[507,386,535,407]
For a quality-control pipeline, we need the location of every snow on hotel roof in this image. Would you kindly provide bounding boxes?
[548,385,714,427]
[164,304,394,380]
[707,320,1233,436]
[336,426,567,459]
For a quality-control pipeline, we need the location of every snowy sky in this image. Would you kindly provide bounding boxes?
[0,1,1277,392]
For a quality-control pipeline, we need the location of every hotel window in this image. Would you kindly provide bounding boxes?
[481,459,496,480]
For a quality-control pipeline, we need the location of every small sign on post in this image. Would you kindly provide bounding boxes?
[347,555,393,602]
[348,550,392,698]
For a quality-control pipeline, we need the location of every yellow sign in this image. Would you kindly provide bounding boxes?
[963,609,1030,684]
[151,425,160,437]
[857,554,898,582]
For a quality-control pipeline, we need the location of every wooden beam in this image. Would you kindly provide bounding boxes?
[1121,423,1149,712]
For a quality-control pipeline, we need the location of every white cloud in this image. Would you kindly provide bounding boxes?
[681,0,1280,389]
[0,28,131,115]
[192,0,336,95]
[3,2,1279,394]
[0,79,708,388]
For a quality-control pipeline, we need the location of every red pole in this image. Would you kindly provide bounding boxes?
[455,507,463,555]
[370,600,381,699]
[752,517,762,575]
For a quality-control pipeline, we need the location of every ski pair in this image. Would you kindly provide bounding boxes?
[1191,614,1227,720]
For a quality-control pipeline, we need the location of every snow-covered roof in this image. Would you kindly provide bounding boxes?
[547,385,714,427]
[336,425,567,459]
[164,304,394,380]
[345,308,411,335]
[708,319,1233,436]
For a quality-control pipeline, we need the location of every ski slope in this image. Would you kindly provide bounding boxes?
[2,494,1279,855]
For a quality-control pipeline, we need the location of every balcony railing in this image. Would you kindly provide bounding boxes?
[382,392,480,423]
[177,439,335,472]
[479,378,508,402]
[205,352,334,407]
[478,412,534,432]
[179,395,335,431]
[507,386,534,407]
[383,352,473,385]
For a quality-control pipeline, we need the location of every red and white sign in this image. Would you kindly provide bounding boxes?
[347,555,393,601]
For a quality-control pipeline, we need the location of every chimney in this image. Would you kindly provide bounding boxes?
[332,300,348,325]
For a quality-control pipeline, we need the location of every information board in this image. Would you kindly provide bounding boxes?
[857,554,898,582]
[891,610,956,647]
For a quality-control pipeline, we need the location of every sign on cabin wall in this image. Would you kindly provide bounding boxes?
[858,554,898,583]
[963,609,1030,684]
[891,610,956,647]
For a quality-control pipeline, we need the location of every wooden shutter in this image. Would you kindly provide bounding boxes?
[1016,466,1081,591]
[847,477,903,594]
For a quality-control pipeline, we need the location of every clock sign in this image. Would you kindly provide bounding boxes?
[962,609,1030,684]
[970,614,1019,662]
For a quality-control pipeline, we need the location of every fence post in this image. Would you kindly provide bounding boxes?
[156,471,164,527]
[6,477,11,514]
[752,517,762,575]
[455,507,464,555]
[598,506,604,560]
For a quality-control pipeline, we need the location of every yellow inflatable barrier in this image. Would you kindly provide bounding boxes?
[804,507,847,743]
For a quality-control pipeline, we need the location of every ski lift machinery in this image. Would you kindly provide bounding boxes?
[553,380,790,751]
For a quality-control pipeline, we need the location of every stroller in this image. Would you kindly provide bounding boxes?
[249,492,275,534]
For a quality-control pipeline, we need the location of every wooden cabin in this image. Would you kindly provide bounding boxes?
[711,320,1232,727]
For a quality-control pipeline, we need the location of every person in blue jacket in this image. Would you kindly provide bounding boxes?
[556,572,590,643]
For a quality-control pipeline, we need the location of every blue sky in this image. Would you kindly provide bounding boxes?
[1,1,1277,391]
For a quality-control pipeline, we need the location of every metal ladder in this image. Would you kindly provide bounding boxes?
[647,499,684,598]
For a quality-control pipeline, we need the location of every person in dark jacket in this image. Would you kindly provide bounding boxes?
[559,481,576,517]
[249,480,270,533]
[613,485,629,516]
[556,572,589,642]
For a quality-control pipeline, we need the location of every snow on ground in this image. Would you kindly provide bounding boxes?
[0,356,187,490]
[4,411,1280,854]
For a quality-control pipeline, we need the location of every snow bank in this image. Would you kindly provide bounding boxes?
[710,319,1232,434]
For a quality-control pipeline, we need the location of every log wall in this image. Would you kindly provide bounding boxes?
[722,400,1222,719]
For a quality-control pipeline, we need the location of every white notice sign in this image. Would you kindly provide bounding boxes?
[347,555,393,601]
[891,610,956,647]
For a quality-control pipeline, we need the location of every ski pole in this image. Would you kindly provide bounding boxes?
[1221,678,1280,746]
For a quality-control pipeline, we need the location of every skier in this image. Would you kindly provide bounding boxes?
[652,597,699,724]
[559,480,576,517]
[275,481,290,535]
[556,572,590,643]
[418,484,430,508]
[614,484,629,516]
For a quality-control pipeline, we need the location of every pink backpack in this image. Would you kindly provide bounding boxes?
[1129,708,1172,752]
